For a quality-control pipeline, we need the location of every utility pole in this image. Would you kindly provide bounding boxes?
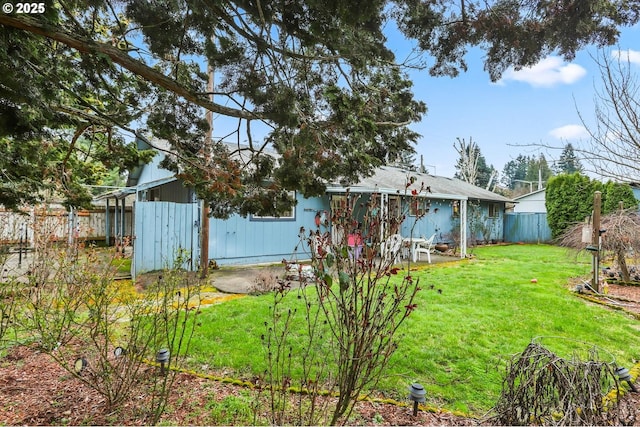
[591,191,602,292]
[200,63,213,278]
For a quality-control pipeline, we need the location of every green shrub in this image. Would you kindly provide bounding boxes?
[546,173,603,238]
[603,181,638,214]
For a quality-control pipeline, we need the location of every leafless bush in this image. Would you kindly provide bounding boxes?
[20,230,200,423]
[264,186,425,425]
[489,340,633,426]
[0,278,24,348]
[558,209,640,282]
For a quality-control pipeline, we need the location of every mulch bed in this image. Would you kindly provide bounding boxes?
[0,345,476,425]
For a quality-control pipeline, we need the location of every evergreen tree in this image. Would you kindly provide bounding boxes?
[0,0,638,211]
[524,154,554,187]
[603,181,639,213]
[555,143,583,174]
[454,138,496,188]
[392,149,418,171]
[546,173,603,238]
[501,155,531,190]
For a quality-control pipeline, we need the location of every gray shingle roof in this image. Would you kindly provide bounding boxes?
[327,166,512,202]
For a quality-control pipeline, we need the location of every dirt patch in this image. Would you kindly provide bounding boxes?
[571,279,640,318]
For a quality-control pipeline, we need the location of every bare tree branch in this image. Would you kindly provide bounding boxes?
[454,136,479,185]
[576,49,640,182]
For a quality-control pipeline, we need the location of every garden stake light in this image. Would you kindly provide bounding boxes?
[74,357,88,375]
[615,367,638,392]
[408,383,426,416]
[114,346,125,357]
[156,349,170,375]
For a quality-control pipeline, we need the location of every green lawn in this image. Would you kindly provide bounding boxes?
[185,244,640,415]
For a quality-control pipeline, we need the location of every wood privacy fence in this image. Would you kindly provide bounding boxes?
[133,201,200,276]
[0,206,132,247]
[503,212,553,243]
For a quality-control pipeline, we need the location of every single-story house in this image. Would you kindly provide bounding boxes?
[120,140,512,276]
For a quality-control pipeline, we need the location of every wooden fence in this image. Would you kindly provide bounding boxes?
[0,206,132,247]
[504,212,553,243]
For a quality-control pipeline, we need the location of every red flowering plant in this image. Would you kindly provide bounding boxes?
[263,177,429,425]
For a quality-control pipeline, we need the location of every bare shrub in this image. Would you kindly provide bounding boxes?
[0,278,23,347]
[263,186,425,425]
[558,209,640,282]
[20,230,200,423]
[489,340,634,426]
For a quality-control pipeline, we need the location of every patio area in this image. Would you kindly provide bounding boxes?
[211,250,460,294]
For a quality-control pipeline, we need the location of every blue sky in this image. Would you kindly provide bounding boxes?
[403,24,640,179]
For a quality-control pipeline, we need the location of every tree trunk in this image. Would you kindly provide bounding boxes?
[616,247,630,282]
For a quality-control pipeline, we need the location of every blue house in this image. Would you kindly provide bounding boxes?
[126,142,511,276]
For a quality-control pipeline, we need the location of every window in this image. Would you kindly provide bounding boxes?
[250,191,296,220]
[488,203,500,218]
[368,194,401,218]
[387,195,401,218]
[409,199,429,216]
[331,194,358,212]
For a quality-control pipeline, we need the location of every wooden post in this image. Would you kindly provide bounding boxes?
[200,63,213,279]
[592,191,602,292]
[105,198,110,246]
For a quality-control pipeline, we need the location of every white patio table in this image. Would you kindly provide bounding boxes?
[402,237,428,263]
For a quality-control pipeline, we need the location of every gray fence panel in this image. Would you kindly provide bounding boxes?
[133,201,200,276]
[504,212,552,243]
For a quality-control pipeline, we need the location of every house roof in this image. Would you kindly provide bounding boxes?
[92,187,136,201]
[513,188,546,201]
[128,139,511,203]
[327,166,512,202]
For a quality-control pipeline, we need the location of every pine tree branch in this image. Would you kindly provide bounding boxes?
[0,14,261,121]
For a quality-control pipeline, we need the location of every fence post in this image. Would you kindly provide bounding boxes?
[591,191,602,293]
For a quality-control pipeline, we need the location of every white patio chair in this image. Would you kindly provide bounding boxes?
[383,234,403,264]
[414,233,436,263]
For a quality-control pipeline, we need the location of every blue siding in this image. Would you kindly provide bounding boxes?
[633,187,640,209]
[209,194,329,265]
[402,199,505,243]
[401,199,452,241]
[504,212,552,243]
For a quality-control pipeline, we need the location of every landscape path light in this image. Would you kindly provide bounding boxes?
[156,349,170,375]
[615,366,638,392]
[408,382,426,416]
[74,357,88,375]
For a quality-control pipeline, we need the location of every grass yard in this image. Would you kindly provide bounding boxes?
[185,244,640,416]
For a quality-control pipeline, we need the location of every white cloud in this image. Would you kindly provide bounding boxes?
[611,49,640,65]
[499,56,587,87]
[549,124,589,140]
